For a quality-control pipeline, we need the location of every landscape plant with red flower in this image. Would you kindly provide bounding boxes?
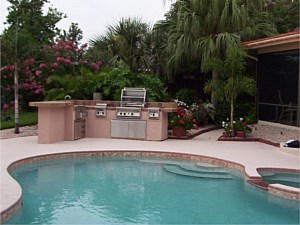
[170,106,195,130]
[234,118,252,133]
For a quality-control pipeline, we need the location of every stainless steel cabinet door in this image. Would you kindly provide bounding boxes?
[111,120,129,138]
[111,120,146,139]
[128,120,146,139]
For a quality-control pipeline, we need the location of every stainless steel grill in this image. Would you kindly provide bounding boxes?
[112,87,147,139]
[116,87,147,119]
[120,87,146,107]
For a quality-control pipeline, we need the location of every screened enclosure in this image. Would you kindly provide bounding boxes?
[258,50,299,126]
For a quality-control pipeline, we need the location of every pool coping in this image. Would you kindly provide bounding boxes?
[1,149,300,223]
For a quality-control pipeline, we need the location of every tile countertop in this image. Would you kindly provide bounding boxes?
[29,100,178,112]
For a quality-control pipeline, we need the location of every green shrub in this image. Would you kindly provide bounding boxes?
[100,67,133,100]
[44,66,170,102]
[174,88,201,105]
[214,102,256,126]
[133,74,170,102]
[214,103,230,125]
[235,102,256,124]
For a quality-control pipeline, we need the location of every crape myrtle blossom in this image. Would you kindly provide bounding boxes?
[52,62,59,69]
[1,39,103,110]
[35,70,42,76]
[39,63,47,69]
[2,103,8,112]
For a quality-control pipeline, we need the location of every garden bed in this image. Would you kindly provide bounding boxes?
[168,125,219,140]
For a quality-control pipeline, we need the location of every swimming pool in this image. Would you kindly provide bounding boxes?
[5,155,300,224]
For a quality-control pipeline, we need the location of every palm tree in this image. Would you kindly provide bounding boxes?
[203,46,256,136]
[89,17,153,73]
[156,0,277,102]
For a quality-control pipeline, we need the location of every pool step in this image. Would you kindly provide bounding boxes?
[139,159,191,167]
[196,162,222,168]
[179,165,229,174]
[139,159,224,171]
[163,164,233,179]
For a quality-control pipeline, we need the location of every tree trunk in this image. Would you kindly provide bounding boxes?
[14,61,19,134]
[230,97,234,136]
[211,70,218,106]
[14,17,19,134]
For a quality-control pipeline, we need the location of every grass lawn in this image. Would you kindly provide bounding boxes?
[0,111,38,130]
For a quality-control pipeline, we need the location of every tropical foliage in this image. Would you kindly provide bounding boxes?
[266,0,299,33]
[44,66,170,102]
[89,18,153,73]
[154,0,277,79]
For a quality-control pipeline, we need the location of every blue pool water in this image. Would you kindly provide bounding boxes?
[6,157,300,224]
[259,170,300,188]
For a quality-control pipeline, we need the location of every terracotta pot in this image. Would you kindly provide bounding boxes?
[236,130,246,138]
[172,126,187,137]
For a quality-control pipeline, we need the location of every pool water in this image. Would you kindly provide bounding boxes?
[259,170,300,188]
[6,157,300,224]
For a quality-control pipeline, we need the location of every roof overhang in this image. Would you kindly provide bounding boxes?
[241,31,300,54]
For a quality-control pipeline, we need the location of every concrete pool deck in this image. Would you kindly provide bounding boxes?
[1,129,300,222]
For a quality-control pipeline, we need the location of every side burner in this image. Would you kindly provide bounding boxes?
[95,103,107,117]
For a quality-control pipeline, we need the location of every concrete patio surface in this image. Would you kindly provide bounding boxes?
[1,129,299,221]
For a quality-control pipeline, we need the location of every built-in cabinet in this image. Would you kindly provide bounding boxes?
[111,119,146,139]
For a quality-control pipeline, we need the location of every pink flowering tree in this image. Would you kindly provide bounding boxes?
[1,39,103,111]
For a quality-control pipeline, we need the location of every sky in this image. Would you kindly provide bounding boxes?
[0,0,172,44]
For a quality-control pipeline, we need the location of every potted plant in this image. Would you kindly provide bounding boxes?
[221,119,233,137]
[171,107,194,136]
[234,118,252,138]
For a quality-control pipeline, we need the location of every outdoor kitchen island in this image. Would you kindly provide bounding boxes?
[30,91,177,144]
